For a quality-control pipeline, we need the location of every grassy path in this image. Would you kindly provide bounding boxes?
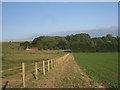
[26,53,104,88]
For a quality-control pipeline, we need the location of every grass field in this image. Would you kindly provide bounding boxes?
[2,42,119,88]
[2,42,65,71]
[2,42,66,87]
[73,52,118,88]
[2,42,65,61]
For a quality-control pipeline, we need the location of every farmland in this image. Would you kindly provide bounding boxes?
[73,52,118,88]
[2,41,105,88]
[1,42,119,88]
[2,42,67,88]
[2,42,65,70]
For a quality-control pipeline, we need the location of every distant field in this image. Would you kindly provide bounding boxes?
[2,42,67,87]
[73,52,118,88]
[2,42,65,70]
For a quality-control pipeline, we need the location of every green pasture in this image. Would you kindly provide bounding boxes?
[2,42,65,70]
[73,52,118,88]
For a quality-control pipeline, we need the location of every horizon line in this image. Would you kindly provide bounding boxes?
[2,33,118,42]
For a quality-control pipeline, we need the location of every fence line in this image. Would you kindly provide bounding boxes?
[42,61,45,75]
[2,66,22,72]
[48,60,50,72]
[35,63,38,80]
[2,53,70,88]
[22,63,25,88]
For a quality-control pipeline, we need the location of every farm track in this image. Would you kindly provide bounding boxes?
[2,53,105,88]
[27,53,105,88]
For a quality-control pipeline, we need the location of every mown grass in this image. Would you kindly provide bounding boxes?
[73,52,118,88]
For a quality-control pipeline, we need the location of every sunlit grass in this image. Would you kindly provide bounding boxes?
[73,52,118,88]
[2,42,65,70]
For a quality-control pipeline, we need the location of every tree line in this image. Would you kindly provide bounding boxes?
[20,33,120,52]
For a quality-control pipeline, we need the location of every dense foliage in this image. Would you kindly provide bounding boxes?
[20,33,119,52]
[67,33,118,52]
[20,41,33,49]
[32,36,69,50]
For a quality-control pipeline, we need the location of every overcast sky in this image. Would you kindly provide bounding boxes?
[2,2,118,41]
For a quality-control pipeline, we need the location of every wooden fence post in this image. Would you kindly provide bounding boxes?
[22,63,25,88]
[43,61,45,75]
[35,63,38,80]
[48,60,50,72]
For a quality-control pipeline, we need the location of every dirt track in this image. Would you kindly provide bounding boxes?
[26,53,104,88]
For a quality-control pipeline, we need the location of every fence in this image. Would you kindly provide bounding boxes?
[1,53,69,88]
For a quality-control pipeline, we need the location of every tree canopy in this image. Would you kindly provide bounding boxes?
[20,33,119,52]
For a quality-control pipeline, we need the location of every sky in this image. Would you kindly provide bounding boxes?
[0,2,2,42]
[2,2,118,41]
